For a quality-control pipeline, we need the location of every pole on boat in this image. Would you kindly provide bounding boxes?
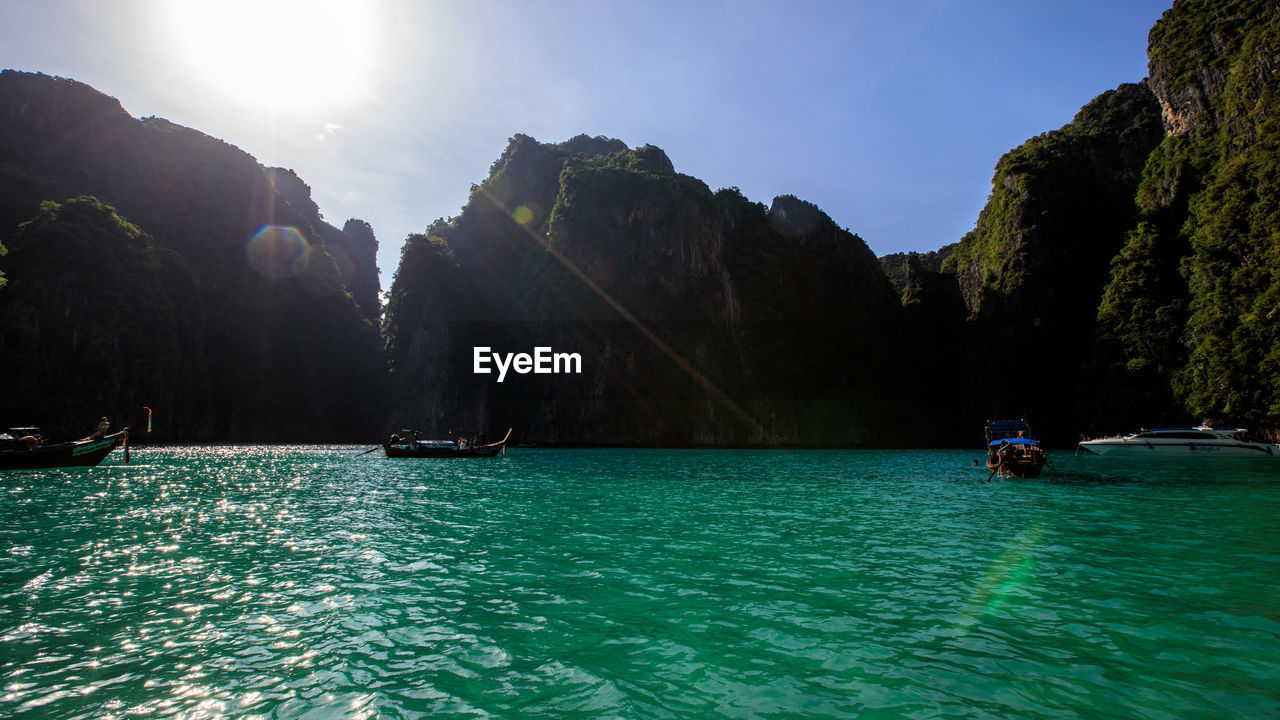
[355,446,382,456]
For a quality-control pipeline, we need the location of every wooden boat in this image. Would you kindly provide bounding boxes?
[0,429,129,470]
[383,428,513,458]
[985,419,1047,478]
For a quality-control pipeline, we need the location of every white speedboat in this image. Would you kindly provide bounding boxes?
[1078,425,1279,457]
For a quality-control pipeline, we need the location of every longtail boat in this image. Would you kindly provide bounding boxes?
[383,428,513,458]
[984,419,1047,478]
[0,429,129,470]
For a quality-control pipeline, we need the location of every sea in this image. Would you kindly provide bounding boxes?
[1,446,1278,720]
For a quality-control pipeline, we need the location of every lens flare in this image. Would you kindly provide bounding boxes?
[513,203,540,226]
[246,226,311,279]
[953,522,1045,631]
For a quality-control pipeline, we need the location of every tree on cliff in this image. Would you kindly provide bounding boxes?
[0,196,204,437]
[1092,0,1280,435]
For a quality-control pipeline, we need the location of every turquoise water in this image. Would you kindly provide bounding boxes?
[2,447,1278,719]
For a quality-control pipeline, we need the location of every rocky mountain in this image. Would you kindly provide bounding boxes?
[0,70,385,441]
[4,0,1276,446]
[882,0,1280,443]
[1089,0,1280,438]
[922,82,1165,442]
[383,135,904,446]
[381,0,1280,448]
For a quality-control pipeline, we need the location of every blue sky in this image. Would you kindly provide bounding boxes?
[0,0,1172,285]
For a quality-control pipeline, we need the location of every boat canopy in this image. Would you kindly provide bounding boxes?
[985,419,1035,443]
[989,438,1038,446]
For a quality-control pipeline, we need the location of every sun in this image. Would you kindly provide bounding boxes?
[166,0,377,111]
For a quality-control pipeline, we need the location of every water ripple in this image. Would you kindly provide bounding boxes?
[1,447,1277,718]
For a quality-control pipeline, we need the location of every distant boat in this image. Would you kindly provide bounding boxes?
[0,428,129,470]
[1078,425,1279,458]
[383,428,513,458]
[985,419,1048,478]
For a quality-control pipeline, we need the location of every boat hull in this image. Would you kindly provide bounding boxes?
[985,458,1046,478]
[384,443,506,458]
[0,432,126,470]
[1078,440,1277,457]
[383,428,512,459]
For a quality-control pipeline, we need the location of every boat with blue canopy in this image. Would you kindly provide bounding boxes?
[984,419,1048,478]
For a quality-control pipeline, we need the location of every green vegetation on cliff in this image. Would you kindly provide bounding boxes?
[384,0,1280,445]
[6,0,1280,445]
[1092,0,1280,435]
[384,135,902,446]
[0,197,204,434]
[920,83,1165,440]
[0,70,385,440]
[879,0,1280,441]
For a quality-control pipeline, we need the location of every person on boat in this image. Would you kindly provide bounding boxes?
[457,437,469,450]
[90,417,110,439]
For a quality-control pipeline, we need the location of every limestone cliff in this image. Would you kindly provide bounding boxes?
[1092,0,1280,436]
[384,135,903,445]
[889,0,1280,440]
[924,83,1165,439]
[0,71,385,440]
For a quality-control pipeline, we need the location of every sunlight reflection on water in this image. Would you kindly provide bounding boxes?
[0,446,1277,718]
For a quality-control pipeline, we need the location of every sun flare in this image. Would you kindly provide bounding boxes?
[167,0,377,110]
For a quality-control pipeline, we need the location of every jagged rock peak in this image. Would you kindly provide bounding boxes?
[264,167,319,218]
[490,133,676,180]
[1071,81,1162,135]
[555,133,629,157]
[629,144,675,174]
[767,195,833,239]
[1146,0,1280,137]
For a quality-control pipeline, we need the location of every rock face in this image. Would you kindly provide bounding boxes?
[385,0,1280,446]
[3,0,1276,445]
[888,0,1280,442]
[1090,0,1280,438]
[0,197,209,440]
[384,135,903,445]
[929,82,1165,440]
[265,167,382,320]
[879,246,954,296]
[878,84,1167,443]
[0,71,386,441]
